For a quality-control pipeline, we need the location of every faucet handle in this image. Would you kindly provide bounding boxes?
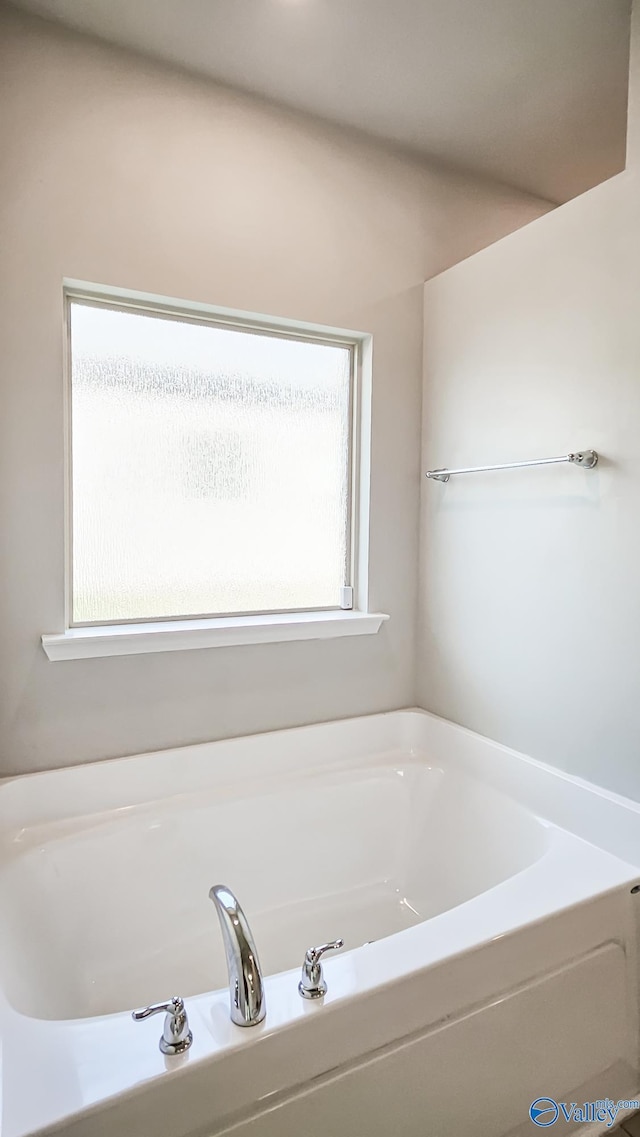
[298,939,344,1000]
[132,996,193,1055]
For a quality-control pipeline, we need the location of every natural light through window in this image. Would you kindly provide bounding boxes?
[69,298,354,625]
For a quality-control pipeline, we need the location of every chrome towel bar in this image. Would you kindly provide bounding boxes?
[425,450,598,483]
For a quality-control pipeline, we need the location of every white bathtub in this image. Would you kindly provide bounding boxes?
[0,710,639,1136]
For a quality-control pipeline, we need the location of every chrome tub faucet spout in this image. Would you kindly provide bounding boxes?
[209,884,266,1027]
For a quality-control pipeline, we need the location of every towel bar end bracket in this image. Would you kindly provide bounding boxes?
[570,450,598,469]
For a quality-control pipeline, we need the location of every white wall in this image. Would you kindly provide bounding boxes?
[0,6,548,774]
[418,2,640,797]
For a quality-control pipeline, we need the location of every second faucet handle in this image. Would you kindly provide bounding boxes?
[132,996,193,1054]
[298,939,344,1000]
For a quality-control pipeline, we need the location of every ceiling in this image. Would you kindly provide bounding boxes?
[7,0,632,203]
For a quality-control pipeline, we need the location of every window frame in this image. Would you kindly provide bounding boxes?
[62,283,368,631]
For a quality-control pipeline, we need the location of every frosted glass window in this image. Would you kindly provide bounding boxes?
[69,300,353,624]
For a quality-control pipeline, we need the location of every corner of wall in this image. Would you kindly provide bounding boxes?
[626,0,640,169]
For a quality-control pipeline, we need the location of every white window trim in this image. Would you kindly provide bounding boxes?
[41,281,387,661]
[41,610,389,661]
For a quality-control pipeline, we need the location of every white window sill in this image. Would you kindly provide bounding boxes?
[41,610,389,661]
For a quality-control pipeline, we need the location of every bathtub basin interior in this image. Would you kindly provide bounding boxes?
[0,752,549,1021]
